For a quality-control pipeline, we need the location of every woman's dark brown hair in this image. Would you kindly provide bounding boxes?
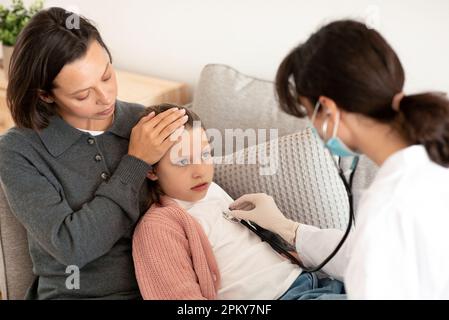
[142,103,205,208]
[7,7,112,130]
[276,19,449,167]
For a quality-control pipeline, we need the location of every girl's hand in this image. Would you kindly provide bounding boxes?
[229,193,300,245]
[128,107,188,165]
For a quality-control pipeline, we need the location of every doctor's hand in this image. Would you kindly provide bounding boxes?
[228,193,300,245]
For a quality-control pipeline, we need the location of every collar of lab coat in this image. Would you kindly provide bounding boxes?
[373,145,428,184]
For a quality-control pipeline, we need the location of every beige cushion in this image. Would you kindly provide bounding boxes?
[0,182,34,300]
[192,64,309,155]
[214,128,350,230]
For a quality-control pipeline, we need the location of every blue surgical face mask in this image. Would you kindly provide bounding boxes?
[310,101,359,157]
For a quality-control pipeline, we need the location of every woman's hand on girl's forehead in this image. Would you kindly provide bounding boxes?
[128,108,188,165]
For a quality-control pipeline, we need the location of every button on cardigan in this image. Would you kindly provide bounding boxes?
[0,100,152,299]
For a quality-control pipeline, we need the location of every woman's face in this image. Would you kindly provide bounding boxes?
[147,127,214,203]
[43,40,118,130]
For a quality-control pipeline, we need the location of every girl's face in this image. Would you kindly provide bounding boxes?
[41,40,118,130]
[147,127,214,203]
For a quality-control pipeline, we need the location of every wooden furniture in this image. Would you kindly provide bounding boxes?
[0,69,13,134]
[0,66,190,134]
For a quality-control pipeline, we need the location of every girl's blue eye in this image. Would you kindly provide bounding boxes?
[177,159,190,167]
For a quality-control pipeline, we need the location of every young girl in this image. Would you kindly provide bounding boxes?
[132,104,344,300]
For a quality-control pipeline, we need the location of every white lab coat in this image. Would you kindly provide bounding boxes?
[296,145,449,299]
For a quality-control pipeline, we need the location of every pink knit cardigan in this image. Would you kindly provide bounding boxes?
[132,196,221,300]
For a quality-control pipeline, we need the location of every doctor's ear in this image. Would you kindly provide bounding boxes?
[38,90,55,104]
[318,96,339,117]
[146,168,158,181]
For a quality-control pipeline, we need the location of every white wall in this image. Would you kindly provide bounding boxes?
[3,0,449,95]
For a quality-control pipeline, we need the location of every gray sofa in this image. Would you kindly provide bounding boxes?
[0,64,378,299]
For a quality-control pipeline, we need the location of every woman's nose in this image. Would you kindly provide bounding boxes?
[95,87,112,105]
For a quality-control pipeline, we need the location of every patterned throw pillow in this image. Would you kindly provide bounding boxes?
[192,64,308,155]
[214,128,350,230]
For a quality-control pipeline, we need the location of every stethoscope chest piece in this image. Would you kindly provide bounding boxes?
[222,210,240,223]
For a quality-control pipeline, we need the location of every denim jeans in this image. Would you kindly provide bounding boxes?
[279,272,346,300]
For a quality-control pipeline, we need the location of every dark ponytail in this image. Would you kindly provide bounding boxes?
[276,50,308,118]
[396,93,449,167]
[275,19,449,167]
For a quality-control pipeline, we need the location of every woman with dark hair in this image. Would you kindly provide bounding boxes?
[229,20,449,299]
[0,7,188,299]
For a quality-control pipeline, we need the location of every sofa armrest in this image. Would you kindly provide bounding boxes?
[0,182,34,300]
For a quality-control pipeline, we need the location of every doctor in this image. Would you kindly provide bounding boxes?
[229,20,449,299]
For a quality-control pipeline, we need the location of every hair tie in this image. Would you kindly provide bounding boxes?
[392,92,405,111]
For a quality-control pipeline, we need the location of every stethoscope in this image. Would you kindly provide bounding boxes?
[223,102,359,272]
[223,156,358,272]
[302,155,358,272]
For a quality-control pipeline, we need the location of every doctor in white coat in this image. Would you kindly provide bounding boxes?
[229,20,449,299]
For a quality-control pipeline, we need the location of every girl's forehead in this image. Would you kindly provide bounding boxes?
[180,126,208,141]
[171,127,209,153]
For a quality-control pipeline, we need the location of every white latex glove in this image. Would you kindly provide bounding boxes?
[229,193,300,245]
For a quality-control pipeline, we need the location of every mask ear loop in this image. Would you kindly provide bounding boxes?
[310,100,321,125]
[322,109,341,143]
[320,109,343,181]
[332,110,340,138]
[321,115,329,140]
